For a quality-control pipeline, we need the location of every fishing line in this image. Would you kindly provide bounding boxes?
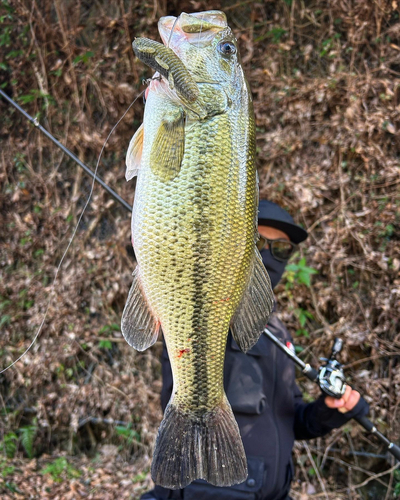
[197,13,205,49]
[0,90,144,375]
[192,12,205,74]
[167,16,179,48]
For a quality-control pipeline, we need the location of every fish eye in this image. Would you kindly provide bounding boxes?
[217,40,236,56]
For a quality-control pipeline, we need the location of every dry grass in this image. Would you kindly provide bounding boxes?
[0,0,399,498]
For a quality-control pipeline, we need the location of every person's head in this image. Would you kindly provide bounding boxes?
[257,200,308,288]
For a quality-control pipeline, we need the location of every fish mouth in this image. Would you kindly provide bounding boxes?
[158,11,228,86]
[158,11,227,50]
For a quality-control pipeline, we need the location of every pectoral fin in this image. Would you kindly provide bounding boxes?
[230,249,274,353]
[125,124,144,181]
[121,266,160,351]
[150,107,185,181]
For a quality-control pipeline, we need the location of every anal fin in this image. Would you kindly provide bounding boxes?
[121,266,160,351]
[231,248,274,353]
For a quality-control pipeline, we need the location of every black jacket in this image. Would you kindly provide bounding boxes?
[142,313,369,500]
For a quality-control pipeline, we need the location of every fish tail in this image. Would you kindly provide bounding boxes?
[151,395,247,489]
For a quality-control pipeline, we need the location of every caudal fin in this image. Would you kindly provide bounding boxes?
[151,396,247,489]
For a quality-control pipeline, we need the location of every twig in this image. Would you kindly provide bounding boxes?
[303,441,329,500]
[300,443,391,488]
[96,336,126,343]
[118,0,138,82]
[351,462,399,490]
[384,459,395,500]
[54,0,80,109]
[344,351,400,369]
[223,0,254,11]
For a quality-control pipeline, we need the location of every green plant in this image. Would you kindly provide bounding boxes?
[293,307,314,338]
[319,33,341,57]
[0,458,15,478]
[285,257,318,288]
[0,315,11,327]
[4,482,20,493]
[394,470,400,497]
[379,223,394,238]
[98,339,113,349]
[115,424,141,449]
[1,432,18,458]
[18,424,37,458]
[132,470,148,483]
[307,466,316,477]
[18,89,55,106]
[255,27,287,44]
[99,323,121,334]
[0,297,11,310]
[41,457,81,482]
[50,68,63,77]
[267,27,287,43]
[17,289,34,310]
[0,26,12,47]
[73,51,94,65]
[98,323,121,349]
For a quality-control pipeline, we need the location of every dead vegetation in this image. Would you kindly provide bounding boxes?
[0,0,399,498]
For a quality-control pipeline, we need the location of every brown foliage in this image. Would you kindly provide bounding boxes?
[0,0,399,498]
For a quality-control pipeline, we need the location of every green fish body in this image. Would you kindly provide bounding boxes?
[122,11,273,490]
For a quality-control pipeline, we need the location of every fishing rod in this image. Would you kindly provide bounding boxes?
[264,328,400,462]
[3,88,399,462]
[0,89,132,213]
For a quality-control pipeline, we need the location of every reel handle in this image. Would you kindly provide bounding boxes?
[330,338,343,359]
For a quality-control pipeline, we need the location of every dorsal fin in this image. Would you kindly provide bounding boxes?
[230,248,274,353]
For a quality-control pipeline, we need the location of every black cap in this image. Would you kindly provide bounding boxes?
[258,199,308,244]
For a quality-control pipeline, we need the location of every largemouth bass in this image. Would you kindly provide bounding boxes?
[122,10,273,489]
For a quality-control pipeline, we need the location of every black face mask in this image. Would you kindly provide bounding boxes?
[260,248,288,289]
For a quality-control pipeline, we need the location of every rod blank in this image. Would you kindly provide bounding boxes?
[0,89,132,213]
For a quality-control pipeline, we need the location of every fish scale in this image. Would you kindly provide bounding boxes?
[139,114,244,411]
[121,10,274,490]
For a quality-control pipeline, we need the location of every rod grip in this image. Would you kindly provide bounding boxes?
[355,415,375,432]
[356,415,400,461]
[391,443,400,461]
